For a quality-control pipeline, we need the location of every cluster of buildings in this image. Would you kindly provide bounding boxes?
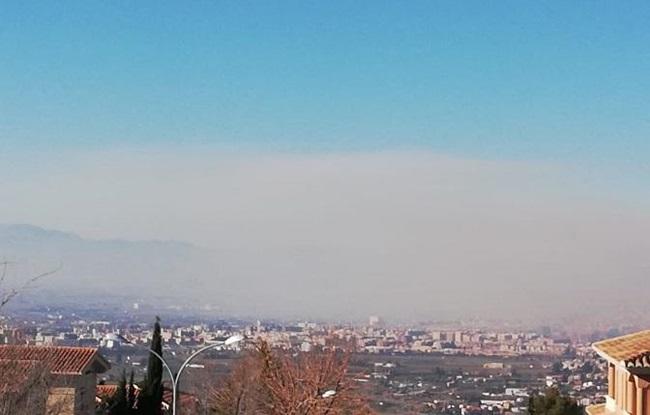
[356,341,608,414]
[2,306,650,415]
[357,327,571,356]
[0,313,572,359]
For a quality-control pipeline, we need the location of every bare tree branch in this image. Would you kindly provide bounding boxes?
[0,260,13,288]
[0,262,61,310]
[210,339,373,415]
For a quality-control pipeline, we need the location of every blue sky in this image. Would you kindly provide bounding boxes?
[2,1,649,164]
[2,2,650,319]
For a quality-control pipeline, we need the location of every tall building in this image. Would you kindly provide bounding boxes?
[587,330,650,415]
[368,315,384,327]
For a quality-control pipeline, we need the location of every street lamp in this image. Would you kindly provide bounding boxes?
[119,334,244,415]
[321,390,337,398]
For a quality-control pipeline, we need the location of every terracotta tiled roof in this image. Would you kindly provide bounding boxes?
[0,345,109,375]
[162,388,199,408]
[96,384,120,398]
[592,330,650,364]
[162,387,198,407]
[97,384,197,410]
[96,384,141,398]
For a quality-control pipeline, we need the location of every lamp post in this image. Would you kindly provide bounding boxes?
[321,390,336,398]
[119,334,244,415]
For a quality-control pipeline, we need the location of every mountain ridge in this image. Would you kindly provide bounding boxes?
[0,223,217,303]
[0,223,198,249]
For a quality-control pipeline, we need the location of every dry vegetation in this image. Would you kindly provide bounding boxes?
[0,260,59,309]
[210,340,374,415]
[0,261,67,415]
[0,359,74,415]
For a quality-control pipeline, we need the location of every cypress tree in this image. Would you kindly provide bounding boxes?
[140,317,164,415]
[108,370,128,414]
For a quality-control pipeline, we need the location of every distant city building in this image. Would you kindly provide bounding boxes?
[368,316,384,327]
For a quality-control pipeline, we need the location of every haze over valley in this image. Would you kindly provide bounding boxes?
[2,151,648,323]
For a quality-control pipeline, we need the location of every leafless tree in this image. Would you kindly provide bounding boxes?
[0,360,48,415]
[0,260,60,310]
[0,261,64,415]
[0,353,73,415]
[210,351,263,414]
[210,340,374,415]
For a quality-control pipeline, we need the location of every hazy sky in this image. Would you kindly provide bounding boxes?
[1,2,650,320]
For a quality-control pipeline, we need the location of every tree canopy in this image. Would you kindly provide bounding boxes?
[528,388,581,415]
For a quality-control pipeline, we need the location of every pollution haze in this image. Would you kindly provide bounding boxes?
[1,149,649,323]
[4,1,650,324]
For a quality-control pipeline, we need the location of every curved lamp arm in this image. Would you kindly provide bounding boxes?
[118,335,175,383]
[174,342,222,385]
[119,333,243,415]
[174,336,245,389]
[173,335,244,415]
[145,347,176,389]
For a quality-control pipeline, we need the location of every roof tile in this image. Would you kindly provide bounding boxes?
[0,345,108,375]
[592,330,650,363]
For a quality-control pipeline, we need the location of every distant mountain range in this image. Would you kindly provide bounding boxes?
[0,224,197,252]
[0,224,215,304]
